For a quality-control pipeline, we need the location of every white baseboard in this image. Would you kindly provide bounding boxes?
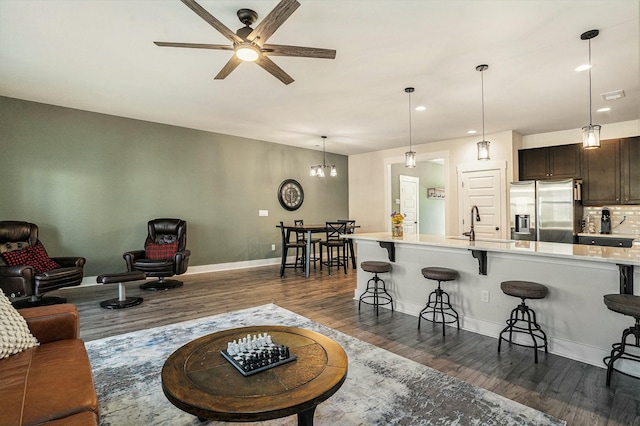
[353,289,610,370]
[75,257,282,287]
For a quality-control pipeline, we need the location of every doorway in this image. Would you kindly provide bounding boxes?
[387,153,447,235]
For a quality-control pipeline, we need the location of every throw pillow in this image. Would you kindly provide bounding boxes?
[28,243,61,273]
[1,246,31,266]
[0,243,60,273]
[0,291,39,359]
[146,241,178,260]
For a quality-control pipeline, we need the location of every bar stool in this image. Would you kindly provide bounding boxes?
[359,261,393,315]
[418,267,459,336]
[603,294,640,386]
[498,280,549,363]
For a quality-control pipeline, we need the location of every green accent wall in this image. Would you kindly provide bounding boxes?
[0,96,349,276]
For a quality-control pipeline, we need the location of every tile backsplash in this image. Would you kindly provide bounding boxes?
[583,205,640,236]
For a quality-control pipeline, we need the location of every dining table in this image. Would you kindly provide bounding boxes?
[277,223,358,278]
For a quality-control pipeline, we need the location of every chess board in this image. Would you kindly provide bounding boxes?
[221,334,297,377]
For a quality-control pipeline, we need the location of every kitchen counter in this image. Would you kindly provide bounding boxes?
[347,232,640,266]
[347,232,640,370]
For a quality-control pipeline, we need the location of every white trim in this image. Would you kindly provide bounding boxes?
[353,290,610,369]
[73,257,282,287]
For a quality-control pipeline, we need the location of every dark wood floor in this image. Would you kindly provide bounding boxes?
[60,265,639,426]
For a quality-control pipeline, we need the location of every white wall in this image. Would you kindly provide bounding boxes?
[349,120,640,236]
[349,130,517,236]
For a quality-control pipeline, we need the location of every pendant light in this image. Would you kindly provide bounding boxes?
[476,64,490,160]
[580,29,601,149]
[309,136,337,177]
[405,87,416,168]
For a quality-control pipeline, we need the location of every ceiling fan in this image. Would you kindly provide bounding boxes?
[155,0,336,85]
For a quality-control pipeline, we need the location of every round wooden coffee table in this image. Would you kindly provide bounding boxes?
[161,325,348,425]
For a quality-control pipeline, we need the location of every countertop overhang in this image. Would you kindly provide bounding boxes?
[346,232,640,267]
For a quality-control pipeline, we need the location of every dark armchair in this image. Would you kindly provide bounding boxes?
[0,221,85,308]
[123,218,190,291]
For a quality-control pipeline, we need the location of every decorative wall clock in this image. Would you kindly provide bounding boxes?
[278,179,304,211]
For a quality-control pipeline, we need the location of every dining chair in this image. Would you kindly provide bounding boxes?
[278,222,307,278]
[320,222,347,275]
[337,219,356,269]
[294,219,320,270]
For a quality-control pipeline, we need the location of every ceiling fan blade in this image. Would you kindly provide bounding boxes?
[154,41,234,51]
[180,0,243,45]
[214,55,242,80]
[262,44,336,59]
[255,56,294,85]
[248,0,300,44]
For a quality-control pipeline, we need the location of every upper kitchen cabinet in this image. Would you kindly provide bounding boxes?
[518,143,581,181]
[582,137,639,205]
[621,136,640,204]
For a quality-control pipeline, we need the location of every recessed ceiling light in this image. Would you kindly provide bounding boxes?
[597,107,611,112]
[415,106,426,111]
[575,64,591,72]
[467,130,477,134]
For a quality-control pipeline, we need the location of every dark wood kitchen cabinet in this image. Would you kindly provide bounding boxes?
[621,136,640,204]
[518,143,581,181]
[582,136,639,205]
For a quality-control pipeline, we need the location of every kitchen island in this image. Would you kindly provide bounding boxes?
[346,232,640,369]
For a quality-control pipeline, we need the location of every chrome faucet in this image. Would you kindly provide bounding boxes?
[463,205,481,241]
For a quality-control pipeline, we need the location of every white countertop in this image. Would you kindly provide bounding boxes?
[347,232,640,266]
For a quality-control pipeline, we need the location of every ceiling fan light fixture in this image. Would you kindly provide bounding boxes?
[235,43,260,61]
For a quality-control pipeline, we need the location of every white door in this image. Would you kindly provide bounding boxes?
[400,175,419,235]
[459,169,502,239]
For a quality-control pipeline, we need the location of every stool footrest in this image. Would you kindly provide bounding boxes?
[498,304,548,363]
[358,274,393,316]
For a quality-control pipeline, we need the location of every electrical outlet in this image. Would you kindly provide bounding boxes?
[271,244,276,251]
[481,290,490,303]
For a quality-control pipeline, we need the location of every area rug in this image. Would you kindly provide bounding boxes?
[85,304,565,426]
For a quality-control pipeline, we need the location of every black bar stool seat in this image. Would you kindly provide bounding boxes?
[359,261,393,315]
[418,267,460,336]
[603,294,640,386]
[97,271,146,309]
[498,280,549,363]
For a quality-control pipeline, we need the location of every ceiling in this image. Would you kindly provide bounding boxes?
[1,0,638,156]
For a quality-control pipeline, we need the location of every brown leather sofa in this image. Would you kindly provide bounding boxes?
[0,304,99,425]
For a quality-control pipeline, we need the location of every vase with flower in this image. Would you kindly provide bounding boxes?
[391,212,405,237]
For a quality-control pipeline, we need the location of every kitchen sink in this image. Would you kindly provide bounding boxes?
[445,236,515,244]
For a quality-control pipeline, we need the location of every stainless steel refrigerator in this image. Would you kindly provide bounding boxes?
[509,179,582,243]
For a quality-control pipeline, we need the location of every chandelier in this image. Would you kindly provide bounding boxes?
[310,136,337,177]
